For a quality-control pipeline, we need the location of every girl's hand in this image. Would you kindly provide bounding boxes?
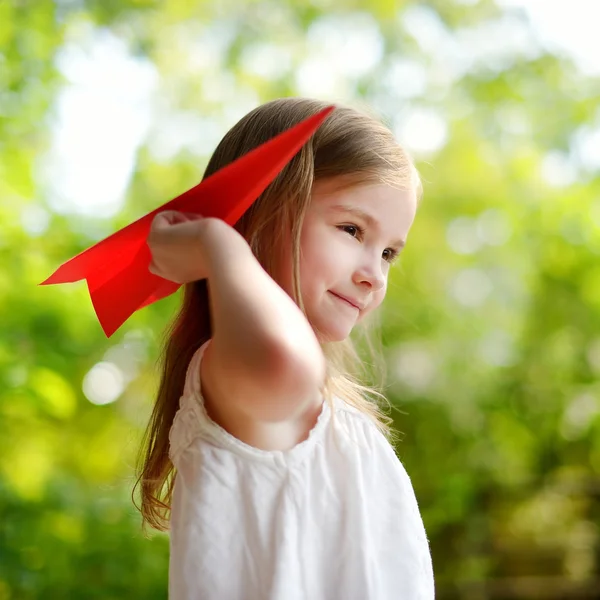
[147,210,210,284]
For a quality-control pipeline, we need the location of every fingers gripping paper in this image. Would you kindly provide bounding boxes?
[40,106,335,338]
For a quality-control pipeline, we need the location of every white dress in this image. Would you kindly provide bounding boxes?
[168,341,435,599]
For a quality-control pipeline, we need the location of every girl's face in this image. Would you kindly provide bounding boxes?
[277,177,418,343]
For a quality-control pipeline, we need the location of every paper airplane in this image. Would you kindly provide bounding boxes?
[40,105,335,337]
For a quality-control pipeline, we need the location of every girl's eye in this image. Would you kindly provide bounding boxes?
[340,224,400,264]
[383,248,400,264]
[339,224,363,238]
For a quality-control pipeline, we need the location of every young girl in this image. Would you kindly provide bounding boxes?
[135,97,435,599]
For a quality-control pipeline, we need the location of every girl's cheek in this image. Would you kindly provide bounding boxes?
[374,286,387,308]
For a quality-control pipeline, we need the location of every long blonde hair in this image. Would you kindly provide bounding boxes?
[133,97,421,533]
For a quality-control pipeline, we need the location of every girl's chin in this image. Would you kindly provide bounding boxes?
[307,311,356,344]
[314,325,354,344]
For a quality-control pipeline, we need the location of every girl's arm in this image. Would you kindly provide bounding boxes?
[183,217,326,437]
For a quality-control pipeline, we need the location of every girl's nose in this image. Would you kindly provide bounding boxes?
[353,257,385,292]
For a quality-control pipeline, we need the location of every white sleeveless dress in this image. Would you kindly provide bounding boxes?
[168,340,435,599]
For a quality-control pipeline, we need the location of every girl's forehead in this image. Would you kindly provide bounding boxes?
[311,176,370,197]
[310,179,413,210]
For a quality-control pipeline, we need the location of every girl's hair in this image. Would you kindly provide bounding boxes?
[133,97,421,533]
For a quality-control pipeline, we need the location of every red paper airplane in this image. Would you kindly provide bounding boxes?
[41,105,335,337]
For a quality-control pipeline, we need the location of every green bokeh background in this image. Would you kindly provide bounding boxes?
[2,0,599,597]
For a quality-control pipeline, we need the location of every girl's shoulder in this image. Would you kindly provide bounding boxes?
[330,394,387,431]
[170,340,331,465]
[170,343,389,464]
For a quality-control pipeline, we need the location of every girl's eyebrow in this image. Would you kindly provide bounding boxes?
[330,204,406,248]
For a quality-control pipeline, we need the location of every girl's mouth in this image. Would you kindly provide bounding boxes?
[329,291,360,310]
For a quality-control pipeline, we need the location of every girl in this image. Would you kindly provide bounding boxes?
[135,97,435,599]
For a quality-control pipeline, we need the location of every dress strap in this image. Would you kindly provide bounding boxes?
[169,339,211,464]
[182,339,211,401]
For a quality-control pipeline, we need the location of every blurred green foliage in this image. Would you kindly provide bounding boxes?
[2,0,600,597]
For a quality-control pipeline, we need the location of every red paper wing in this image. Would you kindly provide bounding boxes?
[41,105,334,337]
[87,242,178,337]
